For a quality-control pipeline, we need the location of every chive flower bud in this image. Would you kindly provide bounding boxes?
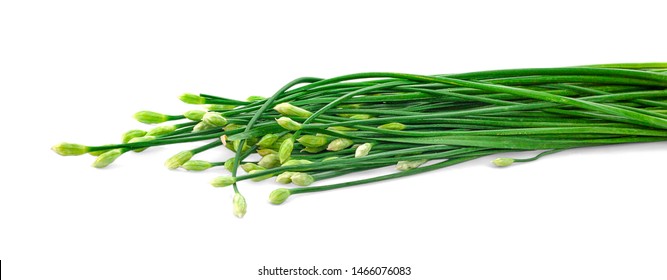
[258,154,280,169]
[202,112,228,127]
[92,149,123,168]
[224,158,234,172]
[232,140,251,153]
[328,126,357,131]
[224,141,235,151]
[275,172,296,184]
[291,172,314,186]
[355,143,373,158]
[492,158,515,167]
[249,170,273,181]
[327,138,354,151]
[270,133,293,149]
[349,114,372,120]
[128,135,156,152]
[396,159,428,171]
[52,142,89,156]
[302,146,326,153]
[193,121,215,132]
[269,188,291,205]
[246,95,266,102]
[273,102,313,118]
[224,123,245,131]
[278,138,294,163]
[297,135,328,148]
[276,117,302,131]
[179,93,206,104]
[183,110,206,121]
[378,122,406,130]
[232,193,247,218]
[121,130,147,143]
[181,160,213,171]
[338,104,361,109]
[206,104,236,111]
[241,163,265,173]
[146,125,176,137]
[245,137,259,146]
[257,148,278,156]
[282,159,313,166]
[164,151,194,169]
[211,176,236,187]
[257,134,279,148]
[134,111,169,124]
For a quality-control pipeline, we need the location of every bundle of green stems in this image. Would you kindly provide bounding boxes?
[52,63,667,217]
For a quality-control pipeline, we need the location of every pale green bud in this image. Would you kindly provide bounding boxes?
[241,163,265,173]
[396,159,428,171]
[249,170,273,182]
[52,142,89,156]
[164,151,194,169]
[181,160,213,171]
[92,149,123,168]
[328,126,357,131]
[202,112,227,127]
[258,154,281,169]
[378,122,406,130]
[206,104,236,111]
[128,136,156,152]
[355,143,373,158]
[233,193,247,218]
[224,141,235,151]
[247,95,266,102]
[246,136,260,147]
[278,138,294,163]
[282,159,313,166]
[297,135,328,148]
[193,121,215,132]
[146,125,176,137]
[269,188,291,205]
[270,133,293,149]
[121,130,147,143]
[210,176,236,187]
[349,114,372,120]
[128,136,156,143]
[256,148,278,156]
[322,156,339,161]
[338,104,361,109]
[275,172,296,184]
[492,158,515,167]
[327,138,354,151]
[232,140,251,153]
[224,123,245,131]
[257,134,279,148]
[179,93,206,104]
[291,173,314,186]
[183,110,206,121]
[134,111,168,124]
[301,146,326,153]
[224,158,235,172]
[276,117,302,131]
[273,102,313,118]
[337,113,354,118]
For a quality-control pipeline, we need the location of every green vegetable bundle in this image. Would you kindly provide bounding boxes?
[52,63,667,217]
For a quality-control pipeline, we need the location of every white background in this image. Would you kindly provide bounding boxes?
[1,0,666,279]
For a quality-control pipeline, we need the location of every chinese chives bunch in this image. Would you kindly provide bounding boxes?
[53,63,667,217]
